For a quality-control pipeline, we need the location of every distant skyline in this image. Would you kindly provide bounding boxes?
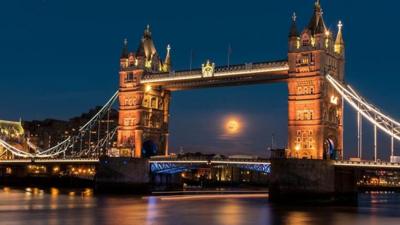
[0,0,399,159]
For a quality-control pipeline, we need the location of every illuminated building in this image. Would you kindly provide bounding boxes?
[116,1,345,160]
[24,107,118,155]
[118,25,171,158]
[0,119,26,159]
[287,1,345,159]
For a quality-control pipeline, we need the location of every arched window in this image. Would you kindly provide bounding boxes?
[143,97,149,107]
[297,86,303,95]
[301,55,310,65]
[143,113,150,127]
[296,111,303,120]
[302,39,310,47]
[151,97,157,109]
[125,73,134,83]
[124,97,129,106]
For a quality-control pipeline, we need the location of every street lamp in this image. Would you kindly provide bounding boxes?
[295,144,301,158]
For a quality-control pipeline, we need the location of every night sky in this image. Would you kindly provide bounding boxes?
[0,0,399,159]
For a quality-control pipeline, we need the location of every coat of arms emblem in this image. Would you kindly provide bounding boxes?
[202,60,215,77]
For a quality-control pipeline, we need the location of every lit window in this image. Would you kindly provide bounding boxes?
[151,97,157,108]
[125,73,134,83]
[297,86,303,95]
[302,39,309,47]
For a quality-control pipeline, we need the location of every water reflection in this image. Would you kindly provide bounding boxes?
[146,197,159,225]
[216,200,246,225]
[1,187,400,225]
[285,212,310,225]
[51,187,60,197]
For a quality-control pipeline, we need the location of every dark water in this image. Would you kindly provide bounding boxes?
[0,187,400,225]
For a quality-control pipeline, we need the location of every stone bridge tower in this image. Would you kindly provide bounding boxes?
[287,1,345,160]
[117,26,171,158]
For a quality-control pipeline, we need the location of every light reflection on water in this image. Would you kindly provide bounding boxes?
[0,187,400,225]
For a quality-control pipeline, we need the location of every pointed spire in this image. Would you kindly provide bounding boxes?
[144,24,151,38]
[163,44,172,72]
[289,12,299,37]
[335,21,345,54]
[136,24,158,59]
[307,0,327,35]
[120,38,129,59]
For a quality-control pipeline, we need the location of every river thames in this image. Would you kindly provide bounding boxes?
[0,187,400,225]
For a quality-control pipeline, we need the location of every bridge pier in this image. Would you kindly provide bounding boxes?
[269,159,357,204]
[95,157,150,193]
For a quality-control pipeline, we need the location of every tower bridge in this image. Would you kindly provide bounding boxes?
[0,0,353,162]
[0,0,399,200]
[117,0,345,160]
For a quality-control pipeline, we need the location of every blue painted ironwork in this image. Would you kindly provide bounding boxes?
[149,160,271,174]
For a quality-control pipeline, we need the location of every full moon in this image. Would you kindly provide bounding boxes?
[225,119,241,134]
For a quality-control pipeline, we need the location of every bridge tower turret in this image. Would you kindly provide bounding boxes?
[287,0,345,160]
[117,25,172,158]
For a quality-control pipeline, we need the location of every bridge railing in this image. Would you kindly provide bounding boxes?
[149,157,269,164]
[334,160,400,168]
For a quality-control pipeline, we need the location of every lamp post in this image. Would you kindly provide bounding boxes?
[295,144,301,158]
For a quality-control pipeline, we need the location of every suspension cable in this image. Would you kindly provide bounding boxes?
[0,91,119,159]
[327,75,400,142]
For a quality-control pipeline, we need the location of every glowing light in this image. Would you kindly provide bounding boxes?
[330,95,338,105]
[159,194,268,201]
[311,36,316,47]
[295,144,301,151]
[51,188,59,197]
[223,116,243,135]
[3,187,10,193]
[145,85,152,92]
[325,30,330,37]
[226,120,240,133]
[53,166,60,173]
[145,60,152,68]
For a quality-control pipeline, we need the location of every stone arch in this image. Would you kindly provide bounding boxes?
[142,139,158,158]
[324,136,338,160]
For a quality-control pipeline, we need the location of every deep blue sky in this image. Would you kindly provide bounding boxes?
[0,0,399,159]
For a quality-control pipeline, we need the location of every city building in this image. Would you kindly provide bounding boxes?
[287,1,345,159]
[24,107,118,156]
[0,119,26,159]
